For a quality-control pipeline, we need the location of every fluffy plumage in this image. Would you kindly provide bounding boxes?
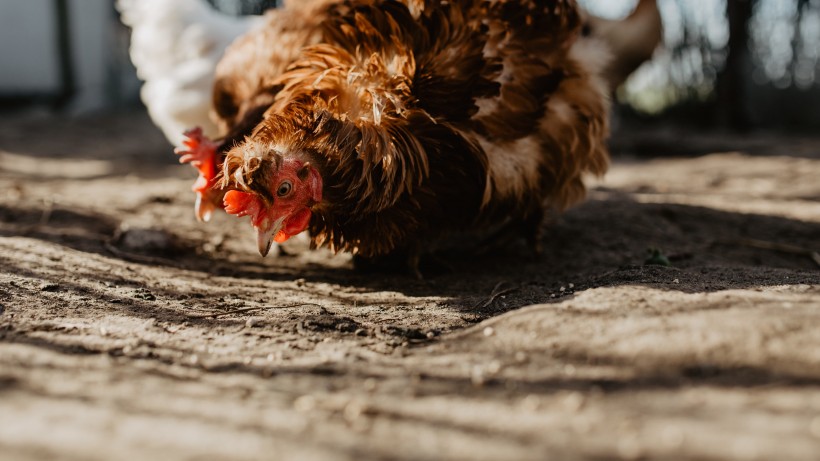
[119,0,660,147]
[206,0,611,270]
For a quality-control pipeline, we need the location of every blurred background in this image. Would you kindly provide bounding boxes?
[0,0,819,143]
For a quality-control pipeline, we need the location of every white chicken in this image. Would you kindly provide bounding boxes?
[117,0,261,146]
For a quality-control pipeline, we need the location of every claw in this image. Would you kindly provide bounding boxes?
[195,194,216,222]
[176,127,222,221]
[175,127,218,177]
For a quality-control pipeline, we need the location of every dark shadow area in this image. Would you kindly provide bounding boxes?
[1,192,817,321]
[609,121,820,160]
[0,204,119,244]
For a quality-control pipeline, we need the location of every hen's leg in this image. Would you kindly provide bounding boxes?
[522,207,545,258]
[472,208,545,259]
[175,127,222,222]
[406,246,424,280]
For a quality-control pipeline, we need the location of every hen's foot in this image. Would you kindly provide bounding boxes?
[522,209,546,260]
[175,127,218,172]
[175,127,221,222]
[407,250,423,280]
[473,209,546,261]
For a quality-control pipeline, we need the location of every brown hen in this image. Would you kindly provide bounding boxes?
[181,0,610,275]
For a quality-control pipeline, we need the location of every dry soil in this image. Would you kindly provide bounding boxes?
[0,110,819,460]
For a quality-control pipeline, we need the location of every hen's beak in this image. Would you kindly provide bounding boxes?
[257,229,274,257]
[256,217,285,257]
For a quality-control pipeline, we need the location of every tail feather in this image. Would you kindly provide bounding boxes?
[117,0,261,145]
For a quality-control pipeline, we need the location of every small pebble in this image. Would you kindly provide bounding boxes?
[118,227,177,253]
[245,317,262,328]
[39,282,60,292]
[486,360,502,375]
[471,366,487,386]
[483,326,495,337]
[293,395,317,412]
[562,392,585,412]
[343,400,367,422]
[520,394,542,411]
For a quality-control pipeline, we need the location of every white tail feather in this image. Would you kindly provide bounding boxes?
[117,0,261,145]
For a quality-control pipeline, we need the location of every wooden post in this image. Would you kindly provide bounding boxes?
[53,0,75,109]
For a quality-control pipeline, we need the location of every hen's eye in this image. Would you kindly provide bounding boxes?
[277,181,293,197]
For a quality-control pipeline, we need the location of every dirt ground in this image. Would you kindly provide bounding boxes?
[1,109,819,461]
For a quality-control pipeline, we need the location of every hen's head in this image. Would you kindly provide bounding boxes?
[221,148,322,256]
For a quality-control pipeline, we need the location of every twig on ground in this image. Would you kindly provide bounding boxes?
[186,303,324,319]
[727,238,820,268]
[475,281,519,309]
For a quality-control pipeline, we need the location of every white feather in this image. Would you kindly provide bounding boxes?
[117,0,262,146]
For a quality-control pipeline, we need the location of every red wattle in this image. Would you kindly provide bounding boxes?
[284,208,312,236]
[273,208,312,243]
